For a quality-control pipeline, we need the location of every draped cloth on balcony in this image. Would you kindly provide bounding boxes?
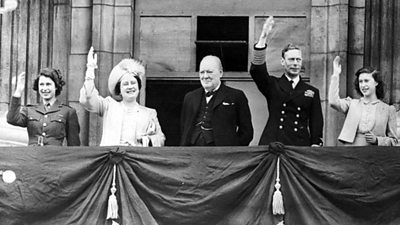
[0,145,399,225]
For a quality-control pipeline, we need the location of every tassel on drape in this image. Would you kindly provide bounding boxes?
[272,157,285,215]
[107,164,119,220]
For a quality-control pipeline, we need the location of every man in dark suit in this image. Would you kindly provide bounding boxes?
[180,55,253,146]
[249,16,323,146]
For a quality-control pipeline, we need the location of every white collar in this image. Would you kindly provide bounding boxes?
[285,75,300,88]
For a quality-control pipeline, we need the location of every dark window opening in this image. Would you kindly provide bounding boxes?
[146,80,201,146]
[196,16,249,72]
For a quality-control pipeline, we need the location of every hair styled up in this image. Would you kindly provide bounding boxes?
[353,66,384,99]
[33,68,65,96]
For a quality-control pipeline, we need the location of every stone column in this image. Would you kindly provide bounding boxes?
[70,0,94,146]
[310,0,349,146]
[89,0,135,145]
[348,0,365,96]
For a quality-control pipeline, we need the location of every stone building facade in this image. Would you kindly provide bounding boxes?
[0,0,398,146]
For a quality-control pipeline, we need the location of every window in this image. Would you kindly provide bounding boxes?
[196,16,248,72]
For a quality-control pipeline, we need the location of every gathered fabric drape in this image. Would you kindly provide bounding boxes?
[0,145,399,225]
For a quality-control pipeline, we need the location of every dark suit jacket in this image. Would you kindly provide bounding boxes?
[180,84,253,146]
[250,48,323,146]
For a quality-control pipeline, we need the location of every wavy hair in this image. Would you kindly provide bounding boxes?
[353,66,384,99]
[33,68,65,96]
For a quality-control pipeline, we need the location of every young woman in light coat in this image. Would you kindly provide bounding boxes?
[328,56,398,146]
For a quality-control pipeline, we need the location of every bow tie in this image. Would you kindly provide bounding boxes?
[205,91,215,97]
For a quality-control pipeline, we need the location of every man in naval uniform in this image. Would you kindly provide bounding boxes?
[249,16,323,146]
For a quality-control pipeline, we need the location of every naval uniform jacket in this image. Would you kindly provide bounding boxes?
[180,84,253,146]
[249,45,323,146]
[7,97,80,146]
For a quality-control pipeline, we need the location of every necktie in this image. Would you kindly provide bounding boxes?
[289,80,294,89]
[45,103,51,111]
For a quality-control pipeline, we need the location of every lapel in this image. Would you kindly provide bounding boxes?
[34,104,47,114]
[288,80,309,102]
[47,100,62,114]
[338,99,362,143]
[103,100,124,144]
[353,100,362,125]
[278,75,293,94]
[212,84,227,110]
[187,88,204,123]
[279,75,307,102]
[189,84,228,111]
[373,100,384,130]
[191,88,203,112]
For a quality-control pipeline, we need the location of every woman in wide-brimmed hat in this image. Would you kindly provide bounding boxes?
[79,47,165,146]
[7,68,80,146]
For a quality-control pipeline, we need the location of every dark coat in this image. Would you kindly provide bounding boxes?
[180,84,253,146]
[250,62,323,146]
[7,97,80,146]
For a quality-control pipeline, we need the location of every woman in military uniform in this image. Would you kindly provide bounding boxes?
[7,69,80,146]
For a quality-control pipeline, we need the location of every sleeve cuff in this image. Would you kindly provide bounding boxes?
[252,44,267,65]
[11,96,21,105]
[312,138,323,146]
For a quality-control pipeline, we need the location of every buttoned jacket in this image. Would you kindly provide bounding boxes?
[328,74,398,146]
[180,84,253,146]
[7,97,80,146]
[250,46,323,146]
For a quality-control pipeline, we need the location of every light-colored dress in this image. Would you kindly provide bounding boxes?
[79,80,165,146]
[328,74,398,146]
